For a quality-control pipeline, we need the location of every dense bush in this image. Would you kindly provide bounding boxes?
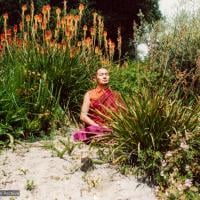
[99,7,200,199]
[147,10,200,102]
[109,61,158,95]
[101,87,200,198]
[0,1,118,146]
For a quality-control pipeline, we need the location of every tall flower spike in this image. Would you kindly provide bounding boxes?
[46,4,51,22]
[23,31,28,41]
[83,25,87,31]
[26,15,31,36]
[97,15,103,47]
[30,1,35,26]
[93,12,97,26]
[117,27,122,61]
[45,30,52,42]
[103,31,108,56]
[21,4,27,34]
[56,8,61,17]
[22,4,27,13]
[77,41,81,47]
[42,5,48,15]
[42,21,47,30]
[61,17,66,30]
[3,13,8,21]
[83,25,87,40]
[3,13,8,40]
[26,15,31,22]
[79,4,85,17]
[13,25,18,34]
[63,0,67,16]
[74,15,80,38]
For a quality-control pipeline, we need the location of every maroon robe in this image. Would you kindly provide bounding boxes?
[73,88,120,143]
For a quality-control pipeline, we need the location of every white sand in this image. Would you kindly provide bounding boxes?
[0,134,156,200]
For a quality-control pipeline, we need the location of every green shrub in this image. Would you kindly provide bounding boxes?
[109,60,158,96]
[0,1,118,145]
[147,10,200,102]
[104,87,199,184]
[155,127,200,199]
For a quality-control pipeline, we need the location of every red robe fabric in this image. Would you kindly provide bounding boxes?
[73,88,120,143]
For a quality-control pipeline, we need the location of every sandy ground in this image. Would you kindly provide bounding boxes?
[0,131,156,200]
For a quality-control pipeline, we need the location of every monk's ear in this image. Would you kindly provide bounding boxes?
[92,75,97,83]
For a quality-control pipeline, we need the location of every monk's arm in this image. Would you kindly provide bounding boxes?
[80,92,99,126]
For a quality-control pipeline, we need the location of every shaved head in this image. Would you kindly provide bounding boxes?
[96,68,108,76]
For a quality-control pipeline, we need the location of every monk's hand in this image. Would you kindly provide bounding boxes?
[102,125,109,129]
[93,123,100,127]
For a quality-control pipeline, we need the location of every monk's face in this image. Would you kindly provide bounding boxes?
[96,68,110,85]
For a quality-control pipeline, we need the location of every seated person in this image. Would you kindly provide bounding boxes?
[73,67,123,143]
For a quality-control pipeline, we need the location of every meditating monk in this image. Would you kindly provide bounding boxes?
[73,67,123,143]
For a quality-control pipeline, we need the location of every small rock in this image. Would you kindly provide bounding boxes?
[80,157,94,172]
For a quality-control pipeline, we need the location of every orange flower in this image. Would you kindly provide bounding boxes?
[50,40,56,48]
[74,15,80,21]
[95,46,100,54]
[42,5,48,15]
[111,42,115,49]
[38,14,43,23]
[13,25,18,33]
[66,14,73,25]
[16,38,22,47]
[108,39,112,47]
[56,8,61,16]
[34,14,39,22]
[79,3,85,15]
[3,13,8,20]
[97,15,102,22]
[83,25,87,31]
[85,37,92,47]
[77,41,81,47]
[24,32,28,41]
[79,4,84,12]
[41,21,47,30]
[57,43,61,49]
[90,28,96,36]
[7,29,12,36]
[65,29,71,38]
[46,4,51,11]
[46,4,51,21]
[0,44,3,51]
[26,15,31,22]
[0,34,5,42]
[22,4,27,12]
[45,30,52,41]
[33,24,38,33]
[70,47,76,58]
[56,20,61,29]
[93,12,97,18]
[61,18,66,26]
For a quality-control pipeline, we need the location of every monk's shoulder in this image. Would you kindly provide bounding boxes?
[111,89,120,97]
[87,88,97,100]
[87,88,96,93]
